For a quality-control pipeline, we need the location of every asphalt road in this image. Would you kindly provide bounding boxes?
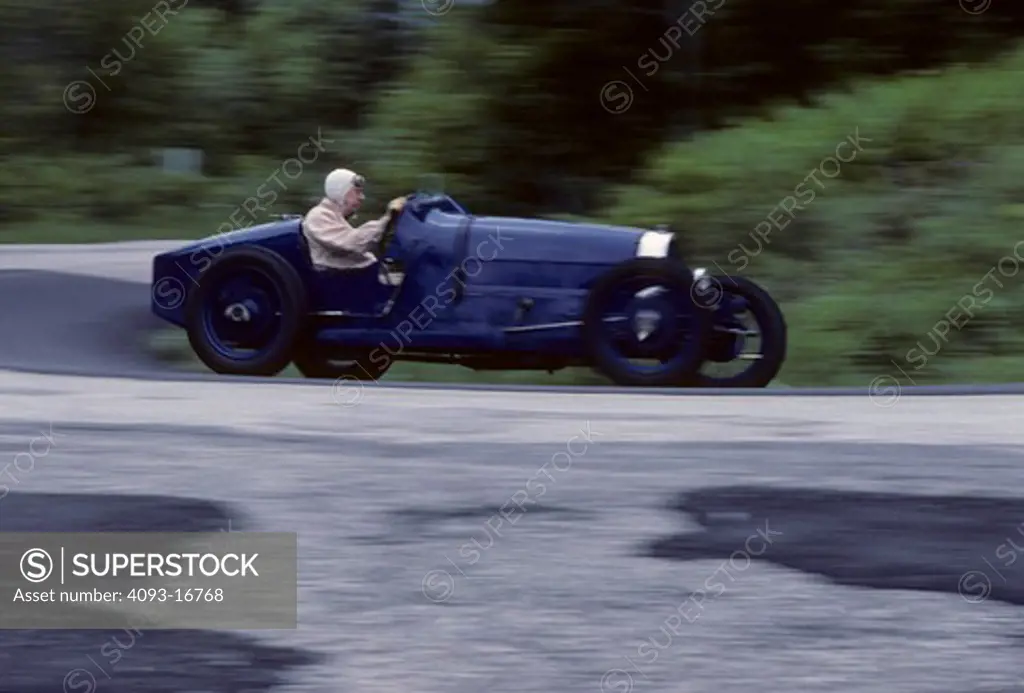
[1,243,1023,693]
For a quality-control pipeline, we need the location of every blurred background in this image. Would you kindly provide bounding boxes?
[3,0,1024,386]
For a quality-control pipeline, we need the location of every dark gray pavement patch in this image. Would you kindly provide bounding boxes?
[3,628,318,693]
[0,270,163,378]
[0,491,238,532]
[648,486,1024,606]
[0,491,319,693]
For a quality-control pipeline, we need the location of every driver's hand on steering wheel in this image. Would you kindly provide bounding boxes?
[387,196,406,215]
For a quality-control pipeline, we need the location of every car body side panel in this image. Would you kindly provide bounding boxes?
[434,216,642,339]
[151,219,312,327]
[377,210,469,326]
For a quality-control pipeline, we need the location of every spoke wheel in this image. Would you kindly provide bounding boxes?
[583,258,710,387]
[689,275,786,388]
[185,247,306,376]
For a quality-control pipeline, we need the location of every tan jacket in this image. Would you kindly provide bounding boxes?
[301,197,391,270]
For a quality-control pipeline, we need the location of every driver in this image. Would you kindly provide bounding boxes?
[302,168,406,271]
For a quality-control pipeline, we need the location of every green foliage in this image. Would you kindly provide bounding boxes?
[602,46,1024,385]
[6,0,1021,212]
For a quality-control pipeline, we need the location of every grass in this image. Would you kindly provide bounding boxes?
[147,328,616,385]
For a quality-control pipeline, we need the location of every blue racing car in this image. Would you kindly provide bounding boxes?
[150,191,786,387]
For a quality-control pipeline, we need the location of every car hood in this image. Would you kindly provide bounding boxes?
[467,215,650,264]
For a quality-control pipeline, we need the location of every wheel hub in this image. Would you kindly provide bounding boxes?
[624,294,679,358]
[212,292,275,348]
[633,309,661,341]
[224,302,252,322]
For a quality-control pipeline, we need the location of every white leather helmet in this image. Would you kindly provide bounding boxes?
[324,168,365,203]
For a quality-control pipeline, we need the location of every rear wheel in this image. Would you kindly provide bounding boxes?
[582,258,710,386]
[185,246,307,376]
[291,336,393,381]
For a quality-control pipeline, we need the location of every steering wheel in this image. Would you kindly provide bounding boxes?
[379,191,453,256]
[377,195,412,257]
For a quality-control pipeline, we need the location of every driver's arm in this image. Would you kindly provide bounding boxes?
[304,206,389,257]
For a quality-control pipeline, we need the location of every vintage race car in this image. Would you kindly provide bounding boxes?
[150,191,786,387]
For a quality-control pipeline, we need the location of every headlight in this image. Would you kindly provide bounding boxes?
[667,235,680,259]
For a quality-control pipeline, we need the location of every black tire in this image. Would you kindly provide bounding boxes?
[185,246,307,376]
[582,257,710,386]
[291,335,393,381]
[691,275,786,388]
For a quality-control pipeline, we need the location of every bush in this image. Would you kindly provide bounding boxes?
[598,45,1024,385]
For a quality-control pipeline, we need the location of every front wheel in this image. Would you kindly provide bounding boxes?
[688,275,786,388]
[582,258,710,387]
